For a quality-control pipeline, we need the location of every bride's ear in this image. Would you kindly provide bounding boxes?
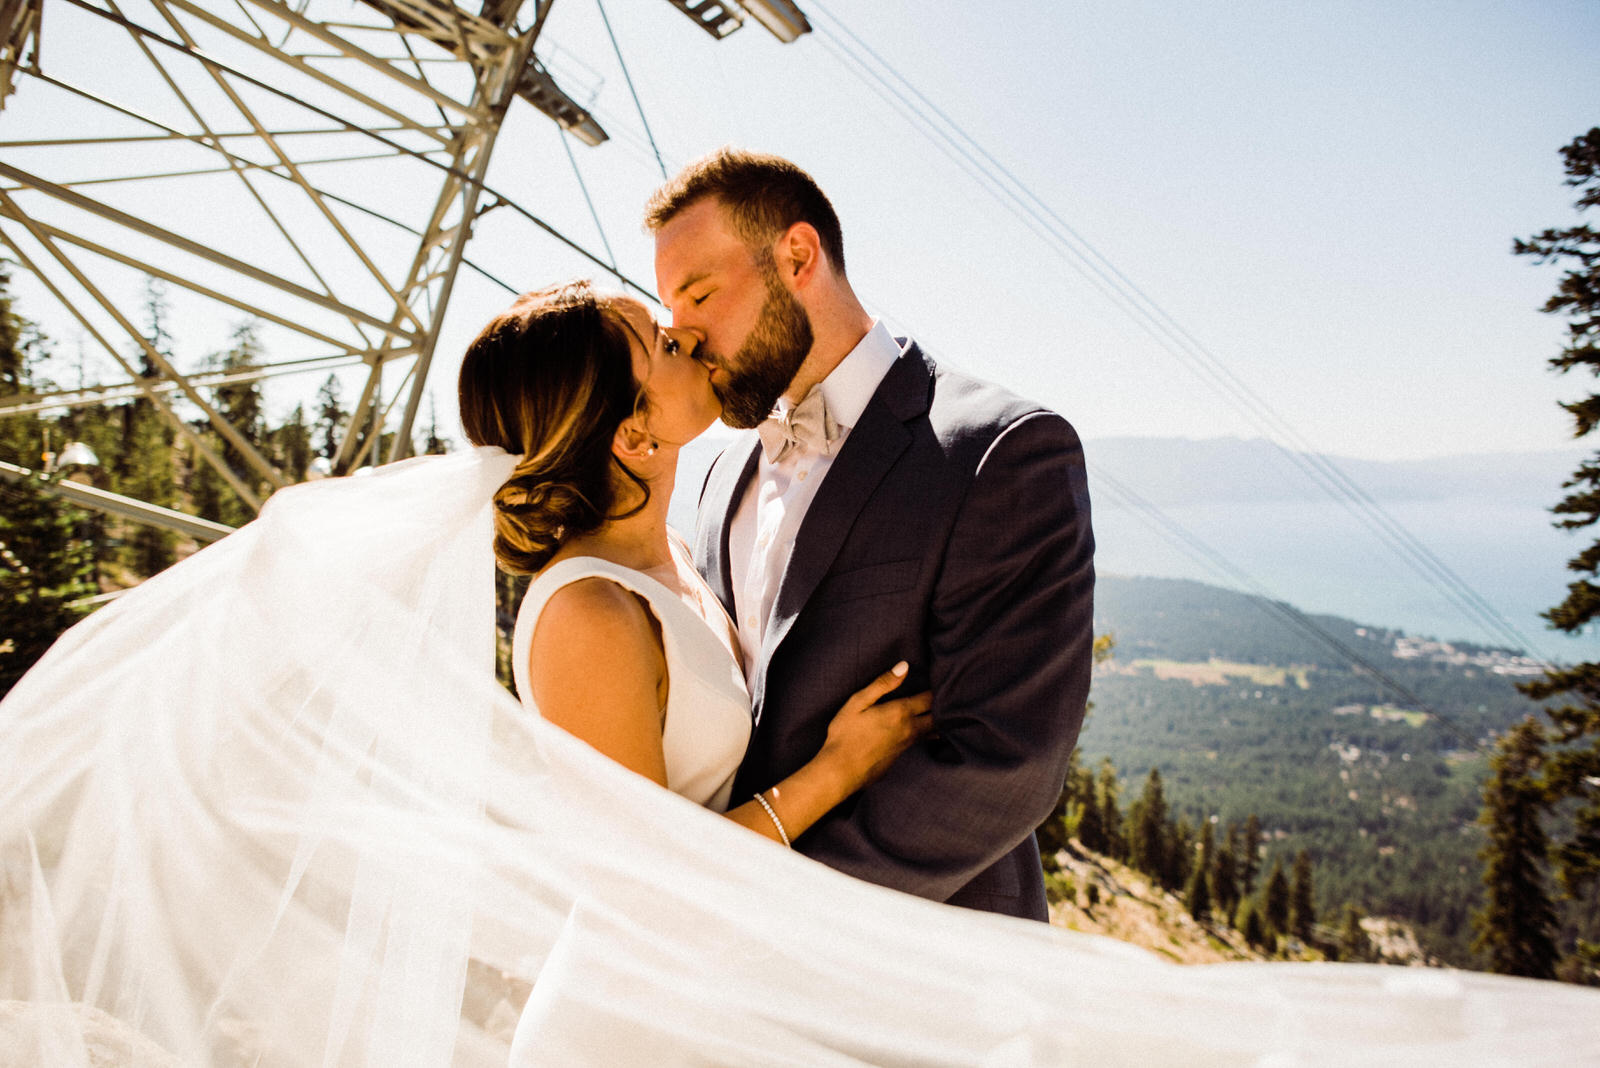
[612,419,659,463]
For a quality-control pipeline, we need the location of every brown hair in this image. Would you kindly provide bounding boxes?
[644,147,846,274]
[458,281,648,574]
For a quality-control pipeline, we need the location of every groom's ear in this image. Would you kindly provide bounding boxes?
[775,222,823,289]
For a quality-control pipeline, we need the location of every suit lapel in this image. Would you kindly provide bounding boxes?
[694,433,761,617]
[750,348,933,704]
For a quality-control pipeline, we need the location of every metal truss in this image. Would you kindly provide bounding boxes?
[0,0,805,522]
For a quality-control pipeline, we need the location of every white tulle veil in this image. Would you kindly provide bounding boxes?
[2,447,1597,1067]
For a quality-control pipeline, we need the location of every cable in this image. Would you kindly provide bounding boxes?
[1090,462,1488,752]
[558,125,623,286]
[43,0,659,303]
[594,0,668,180]
[805,1,1547,663]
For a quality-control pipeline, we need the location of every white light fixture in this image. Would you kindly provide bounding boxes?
[55,441,100,469]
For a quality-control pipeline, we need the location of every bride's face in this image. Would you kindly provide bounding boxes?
[613,297,721,448]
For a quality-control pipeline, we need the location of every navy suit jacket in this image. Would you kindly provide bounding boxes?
[693,341,1094,921]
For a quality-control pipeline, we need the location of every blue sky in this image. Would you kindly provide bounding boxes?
[4,0,1599,652]
[7,0,1597,462]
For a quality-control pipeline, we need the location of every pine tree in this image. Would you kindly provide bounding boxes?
[1186,819,1214,921]
[1097,759,1126,861]
[271,403,313,484]
[1130,768,1169,881]
[1075,774,1107,854]
[136,278,174,379]
[1036,749,1077,871]
[1338,904,1372,963]
[1168,815,1194,892]
[1264,858,1290,943]
[1473,717,1559,979]
[1290,848,1316,943]
[1239,899,1267,949]
[421,392,450,455]
[0,477,98,695]
[315,374,347,464]
[1515,127,1600,910]
[1212,829,1240,922]
[116,277,177,576]
[192,321,269,527]
[1239,814,1262,895]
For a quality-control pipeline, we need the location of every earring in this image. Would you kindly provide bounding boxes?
[645,441,659,457]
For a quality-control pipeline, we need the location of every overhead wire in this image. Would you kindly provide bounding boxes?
[43,0,659,303]
[594,0,668,180]
[804,0,1548,665]
[1090,463,1488,751]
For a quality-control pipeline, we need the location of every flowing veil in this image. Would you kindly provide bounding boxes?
[1,447,1596,1067]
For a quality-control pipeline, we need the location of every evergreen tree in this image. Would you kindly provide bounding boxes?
[191,321,269,527]
[1473,717,1559,979]
[1075,773,1107,854]
[1036,749,1078,871]
[1264,858,1291,942]
[1168,815,1194,892]
[1338,904,1372,963]
[137,277,174,379]
[315,374,347,464]
[1239,899,1267,949]
[271,403,313,484]
[0,477,98,695]
[0,261,30,394]
[1130,768,1169,881]
[1290,848,1316,943]
[421,392,450,455]
[1097,759,1126,861]
[116,277,177,576]
[1515,127,1600,909]
[1212,829,1240,922]
[1239,814,1263,895]
[1186,819,1214,921]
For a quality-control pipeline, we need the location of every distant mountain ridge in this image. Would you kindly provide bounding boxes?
[1085,435,1583,506]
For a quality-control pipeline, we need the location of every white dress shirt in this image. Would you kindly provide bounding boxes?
[728,320,903,677]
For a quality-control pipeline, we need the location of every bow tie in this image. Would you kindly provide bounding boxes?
[756,388,840,464]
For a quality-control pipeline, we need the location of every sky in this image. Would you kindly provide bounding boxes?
[3,0,1600,651]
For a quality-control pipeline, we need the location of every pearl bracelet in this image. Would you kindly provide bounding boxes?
[753,790,790,847]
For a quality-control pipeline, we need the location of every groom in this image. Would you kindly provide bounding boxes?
[648,150,1094,921]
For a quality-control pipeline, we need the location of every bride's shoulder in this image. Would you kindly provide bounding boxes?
[526,573,661,664]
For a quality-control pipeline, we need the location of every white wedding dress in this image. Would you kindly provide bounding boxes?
[2,448,1597,1067]
[508,549,751,813]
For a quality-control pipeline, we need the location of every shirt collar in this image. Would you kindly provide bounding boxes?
[811,319,901,433]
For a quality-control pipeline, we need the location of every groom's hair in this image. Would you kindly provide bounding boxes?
[645,148,846,275]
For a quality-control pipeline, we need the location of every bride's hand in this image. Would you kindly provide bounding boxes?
[819,662,934,790]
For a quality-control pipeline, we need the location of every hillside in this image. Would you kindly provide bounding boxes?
[1082,575,1556,967]
[1041,840,1429,968]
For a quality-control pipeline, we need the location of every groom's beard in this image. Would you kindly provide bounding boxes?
[709,258,814,430]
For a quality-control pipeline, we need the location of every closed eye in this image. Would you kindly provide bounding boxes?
[691,292,711,307]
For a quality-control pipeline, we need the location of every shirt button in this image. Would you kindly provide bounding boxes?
[797,470,808,482]
[746,615,758,628]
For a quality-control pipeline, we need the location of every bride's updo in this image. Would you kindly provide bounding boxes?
[458,281,649,574]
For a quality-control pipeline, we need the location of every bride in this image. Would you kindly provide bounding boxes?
[1,283,1596,1067]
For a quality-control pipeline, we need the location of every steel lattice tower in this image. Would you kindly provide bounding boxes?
[0,0,806,524]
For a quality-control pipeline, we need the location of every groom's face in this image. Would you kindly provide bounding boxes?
[653,198,814,429]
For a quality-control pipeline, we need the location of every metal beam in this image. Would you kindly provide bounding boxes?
[0,460,235,543]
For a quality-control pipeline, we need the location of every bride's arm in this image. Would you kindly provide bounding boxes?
[529,578,931,844]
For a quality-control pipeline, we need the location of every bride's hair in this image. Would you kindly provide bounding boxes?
[458,280,650,574]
